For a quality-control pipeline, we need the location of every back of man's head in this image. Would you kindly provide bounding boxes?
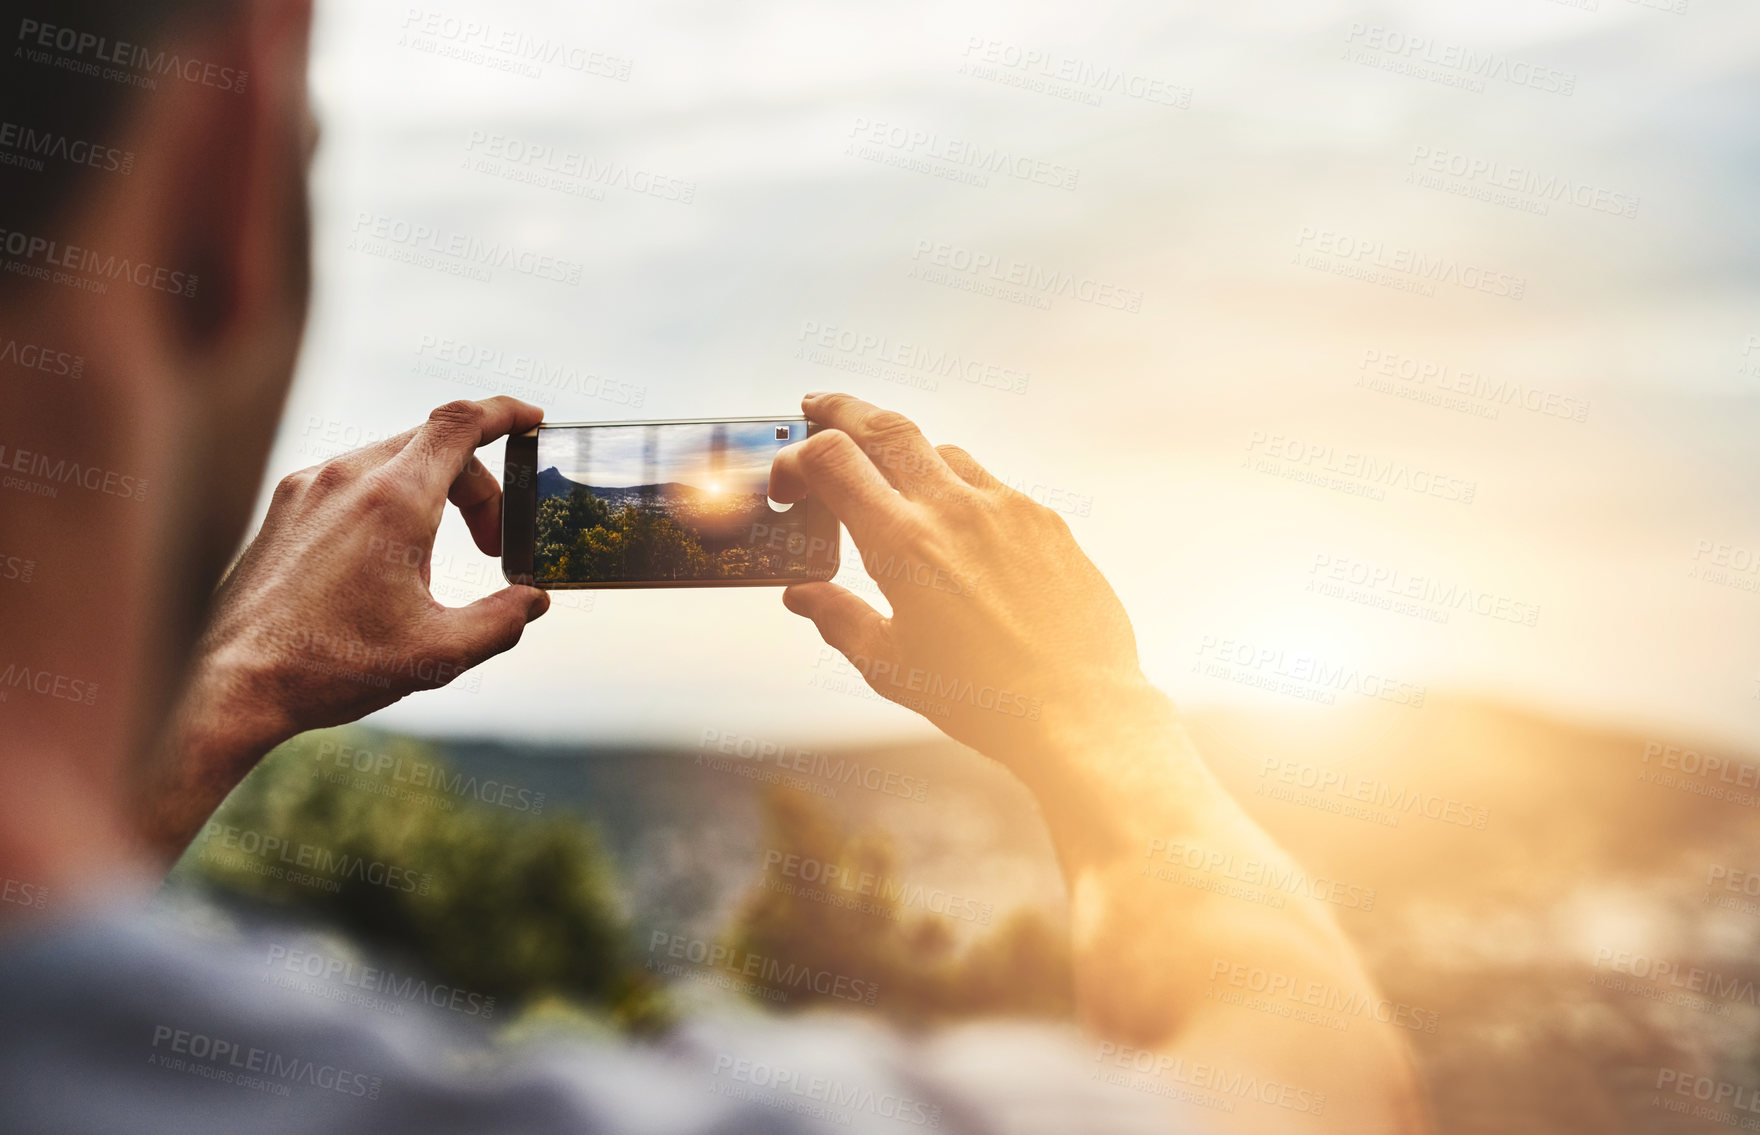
[0,0,317,843]
[0,1,238,240]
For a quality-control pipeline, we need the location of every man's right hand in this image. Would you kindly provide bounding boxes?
[770,391,1155,771]
[771,392,1432,1134]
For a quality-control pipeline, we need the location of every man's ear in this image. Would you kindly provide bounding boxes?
[109,0,315,354]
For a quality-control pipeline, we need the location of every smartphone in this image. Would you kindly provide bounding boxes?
[501,416,840,588]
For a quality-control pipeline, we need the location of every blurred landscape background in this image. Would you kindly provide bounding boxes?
[173,0,1760,1131]
[171,700,1760,1134]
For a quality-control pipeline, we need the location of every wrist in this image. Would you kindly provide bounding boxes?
[136,642,297,860]
[1010,675,1235,871]
[180,637,299,763]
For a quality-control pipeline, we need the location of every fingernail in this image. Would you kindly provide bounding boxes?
[528,588,551,619]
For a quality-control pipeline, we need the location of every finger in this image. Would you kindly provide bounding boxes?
[275,426,419,496]
[935,444,1000,491]
[332,426,418,471]
[386,397,544,501]
[436,585,550,676]
[769,429,908,548]
[783,581,892,661]
[448,455,503,556]
[801,392,954,497]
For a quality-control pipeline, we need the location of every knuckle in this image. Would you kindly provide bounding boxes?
[273,468,314,501]
[354,468,407,515]
[308,460,353,496]
[799,428,860,471]
[427,399,488,435]
[859,409,920,445]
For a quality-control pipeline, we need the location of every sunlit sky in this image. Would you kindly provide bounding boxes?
[539,421,798,493]
[262,0,1760,748]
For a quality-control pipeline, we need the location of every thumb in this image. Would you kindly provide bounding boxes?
[443,585,550,672]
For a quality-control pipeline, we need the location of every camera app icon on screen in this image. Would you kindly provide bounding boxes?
[775,426,791,440]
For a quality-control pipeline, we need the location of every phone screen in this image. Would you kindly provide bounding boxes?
[503,418,839,587]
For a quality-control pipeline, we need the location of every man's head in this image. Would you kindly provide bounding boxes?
[0,0,315,833]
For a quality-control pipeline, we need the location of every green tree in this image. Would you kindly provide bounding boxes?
[726,788,1075,1025]
[536,488,713,582]
[170,728,668,1033]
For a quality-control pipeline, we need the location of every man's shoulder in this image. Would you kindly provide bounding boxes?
[0,900,1200,1135]
[0,901,808,1135]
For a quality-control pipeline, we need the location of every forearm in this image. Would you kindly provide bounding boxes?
[133,646,292,864]
[1019,681,1430,1133]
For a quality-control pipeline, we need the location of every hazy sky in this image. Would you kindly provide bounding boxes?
[540,421,798,492]
[265,0,1760,749]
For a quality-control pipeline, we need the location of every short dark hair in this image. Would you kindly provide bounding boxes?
[0,0,236,237]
